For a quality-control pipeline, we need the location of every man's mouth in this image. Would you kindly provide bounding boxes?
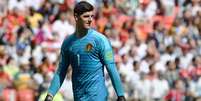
[86,23,91,25]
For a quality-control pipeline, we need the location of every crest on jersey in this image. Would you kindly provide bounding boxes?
[85,43,93,52]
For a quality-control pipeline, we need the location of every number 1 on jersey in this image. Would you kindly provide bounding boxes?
[77,54,80,66]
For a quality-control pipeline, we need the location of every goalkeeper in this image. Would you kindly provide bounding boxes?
[45,1,125,101]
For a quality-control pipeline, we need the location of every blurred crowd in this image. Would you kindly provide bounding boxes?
[0,0,201,101]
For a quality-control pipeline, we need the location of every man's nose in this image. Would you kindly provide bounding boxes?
[88,16,93,21]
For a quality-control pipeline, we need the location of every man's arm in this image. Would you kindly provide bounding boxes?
[105,63,126,101]
[45,42,70,100]
[99,36,125,100]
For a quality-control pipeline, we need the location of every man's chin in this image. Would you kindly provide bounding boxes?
[84,26,91,29]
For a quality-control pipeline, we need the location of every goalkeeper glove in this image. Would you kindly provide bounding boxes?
[44,93,53,101]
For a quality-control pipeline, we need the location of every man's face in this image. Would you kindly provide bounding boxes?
[76,11,94,29]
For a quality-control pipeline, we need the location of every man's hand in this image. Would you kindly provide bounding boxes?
[44,93,53,101]
[117,96,126,101]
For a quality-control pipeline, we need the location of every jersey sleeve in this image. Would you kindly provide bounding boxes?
[48,40,70,96]
[99,36,125,96]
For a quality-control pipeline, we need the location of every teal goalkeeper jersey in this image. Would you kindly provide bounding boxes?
[48,28,124,101]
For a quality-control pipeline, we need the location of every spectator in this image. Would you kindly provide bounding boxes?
[165,79,185,101]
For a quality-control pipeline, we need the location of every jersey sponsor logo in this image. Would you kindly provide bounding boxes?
[85,43,93,52]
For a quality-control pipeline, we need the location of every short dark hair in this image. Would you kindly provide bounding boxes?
[74,1,94,16]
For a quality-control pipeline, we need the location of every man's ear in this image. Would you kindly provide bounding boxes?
[74,13,78,21]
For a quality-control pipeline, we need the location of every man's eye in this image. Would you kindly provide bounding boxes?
[83,15,94,18]
[83,15,90,17]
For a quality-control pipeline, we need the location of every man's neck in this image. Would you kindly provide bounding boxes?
[75,27,89,38]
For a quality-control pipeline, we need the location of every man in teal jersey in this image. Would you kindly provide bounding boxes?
[45,1,125,101]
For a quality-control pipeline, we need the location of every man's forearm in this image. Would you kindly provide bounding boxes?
[47,73,63,96]
[106,63,124,96]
